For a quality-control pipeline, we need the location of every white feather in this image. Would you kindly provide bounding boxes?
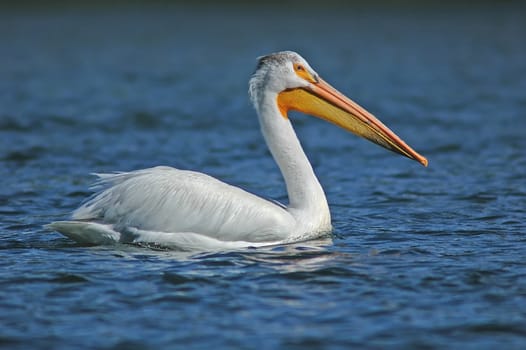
[68,166,296,242]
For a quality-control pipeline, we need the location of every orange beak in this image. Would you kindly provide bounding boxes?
[277,78,428,167]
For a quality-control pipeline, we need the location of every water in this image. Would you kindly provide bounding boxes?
[1,2,526,349]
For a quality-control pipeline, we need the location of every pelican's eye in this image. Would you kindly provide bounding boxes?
[293,62,316,83]
[294,64,305,72]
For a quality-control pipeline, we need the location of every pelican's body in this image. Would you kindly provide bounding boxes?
[47,51,427,250]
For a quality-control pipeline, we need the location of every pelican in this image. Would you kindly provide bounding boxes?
[47,51,427,250]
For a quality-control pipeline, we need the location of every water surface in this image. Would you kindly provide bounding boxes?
[1,2,525,349]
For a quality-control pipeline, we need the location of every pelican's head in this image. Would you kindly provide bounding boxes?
[249,51,428,167]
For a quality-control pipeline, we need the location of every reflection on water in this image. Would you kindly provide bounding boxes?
[240,238,338,273]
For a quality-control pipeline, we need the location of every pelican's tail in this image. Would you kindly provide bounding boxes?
[45,221,121,245]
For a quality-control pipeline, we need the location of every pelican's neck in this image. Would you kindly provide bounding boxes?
[256,93,330,222]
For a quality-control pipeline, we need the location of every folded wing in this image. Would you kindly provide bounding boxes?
[54,166,293,244]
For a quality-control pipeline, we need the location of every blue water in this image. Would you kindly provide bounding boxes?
[1,2,526,349]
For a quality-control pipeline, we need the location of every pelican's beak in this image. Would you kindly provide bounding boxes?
[277,78,428,167]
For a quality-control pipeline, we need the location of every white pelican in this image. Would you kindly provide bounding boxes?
[47,51,427,250]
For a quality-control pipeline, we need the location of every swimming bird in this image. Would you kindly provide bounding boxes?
[47,51,427,250]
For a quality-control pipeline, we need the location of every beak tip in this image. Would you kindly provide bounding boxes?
[419,157,429,167]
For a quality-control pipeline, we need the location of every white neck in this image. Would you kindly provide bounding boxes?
[256,93,330,227]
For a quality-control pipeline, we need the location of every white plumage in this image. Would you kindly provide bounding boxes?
[47,51,426,250]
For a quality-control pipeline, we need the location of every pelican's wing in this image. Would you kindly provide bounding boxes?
[52,166,294,244]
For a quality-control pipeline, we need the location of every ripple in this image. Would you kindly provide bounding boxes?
[465,322,526,336]
[1,146,47,162]
[161,272,212,285]
[456,193,498,204]
[50,273,89,284]
[1,3,526,350]
[0,115,35,131]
